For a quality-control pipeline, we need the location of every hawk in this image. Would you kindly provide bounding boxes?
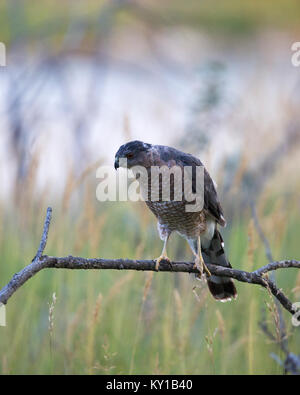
[114,140,237,301]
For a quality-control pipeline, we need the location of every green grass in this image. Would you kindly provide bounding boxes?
[1,0,300,46]
[0,194,299,375]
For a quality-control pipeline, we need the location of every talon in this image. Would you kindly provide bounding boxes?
[204,264,211,277]
[194,255,211,278]
[193,256,203,277]
[155,255,170,271]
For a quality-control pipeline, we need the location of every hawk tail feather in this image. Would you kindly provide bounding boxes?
[203,229,237,302]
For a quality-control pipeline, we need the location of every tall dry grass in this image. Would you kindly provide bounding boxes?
[0,134,299,375]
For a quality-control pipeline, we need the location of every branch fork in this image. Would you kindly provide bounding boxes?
[0,207,299,319]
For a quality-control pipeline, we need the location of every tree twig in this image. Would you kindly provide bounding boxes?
[32,207,52,261]
[0,208,299,323]
[251,201,300,375]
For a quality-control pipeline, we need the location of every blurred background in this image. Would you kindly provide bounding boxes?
[0,0,299,374]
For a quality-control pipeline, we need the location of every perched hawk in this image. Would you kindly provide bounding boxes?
[114,140,237,301]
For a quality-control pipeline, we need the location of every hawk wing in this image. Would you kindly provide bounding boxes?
[156,145,226,227]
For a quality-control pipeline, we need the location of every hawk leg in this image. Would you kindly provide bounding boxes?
[155,234,171,271]
[189,236,211,277]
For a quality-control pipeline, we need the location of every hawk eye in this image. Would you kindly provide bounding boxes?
[127,153,134,159]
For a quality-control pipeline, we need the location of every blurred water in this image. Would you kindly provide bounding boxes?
[0,30,299,201]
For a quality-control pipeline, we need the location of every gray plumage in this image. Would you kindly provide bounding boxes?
[115,140,237,301]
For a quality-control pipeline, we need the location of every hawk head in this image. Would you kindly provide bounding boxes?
[114,140,152,170]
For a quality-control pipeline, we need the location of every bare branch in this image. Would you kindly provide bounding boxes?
[33,207,52,261]
[0,208,299,324]
[254,260,300,276]
[0,207,52,305]
[251,201,300,375]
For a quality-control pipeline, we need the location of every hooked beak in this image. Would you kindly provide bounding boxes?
[114,157,119,170]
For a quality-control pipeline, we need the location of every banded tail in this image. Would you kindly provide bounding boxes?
[203,229,237,302]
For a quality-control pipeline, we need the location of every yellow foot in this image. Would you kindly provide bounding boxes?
[155,255,171,271]
[193,255,211,277]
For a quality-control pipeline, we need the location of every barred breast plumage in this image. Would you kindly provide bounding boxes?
[146,200,207,238]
